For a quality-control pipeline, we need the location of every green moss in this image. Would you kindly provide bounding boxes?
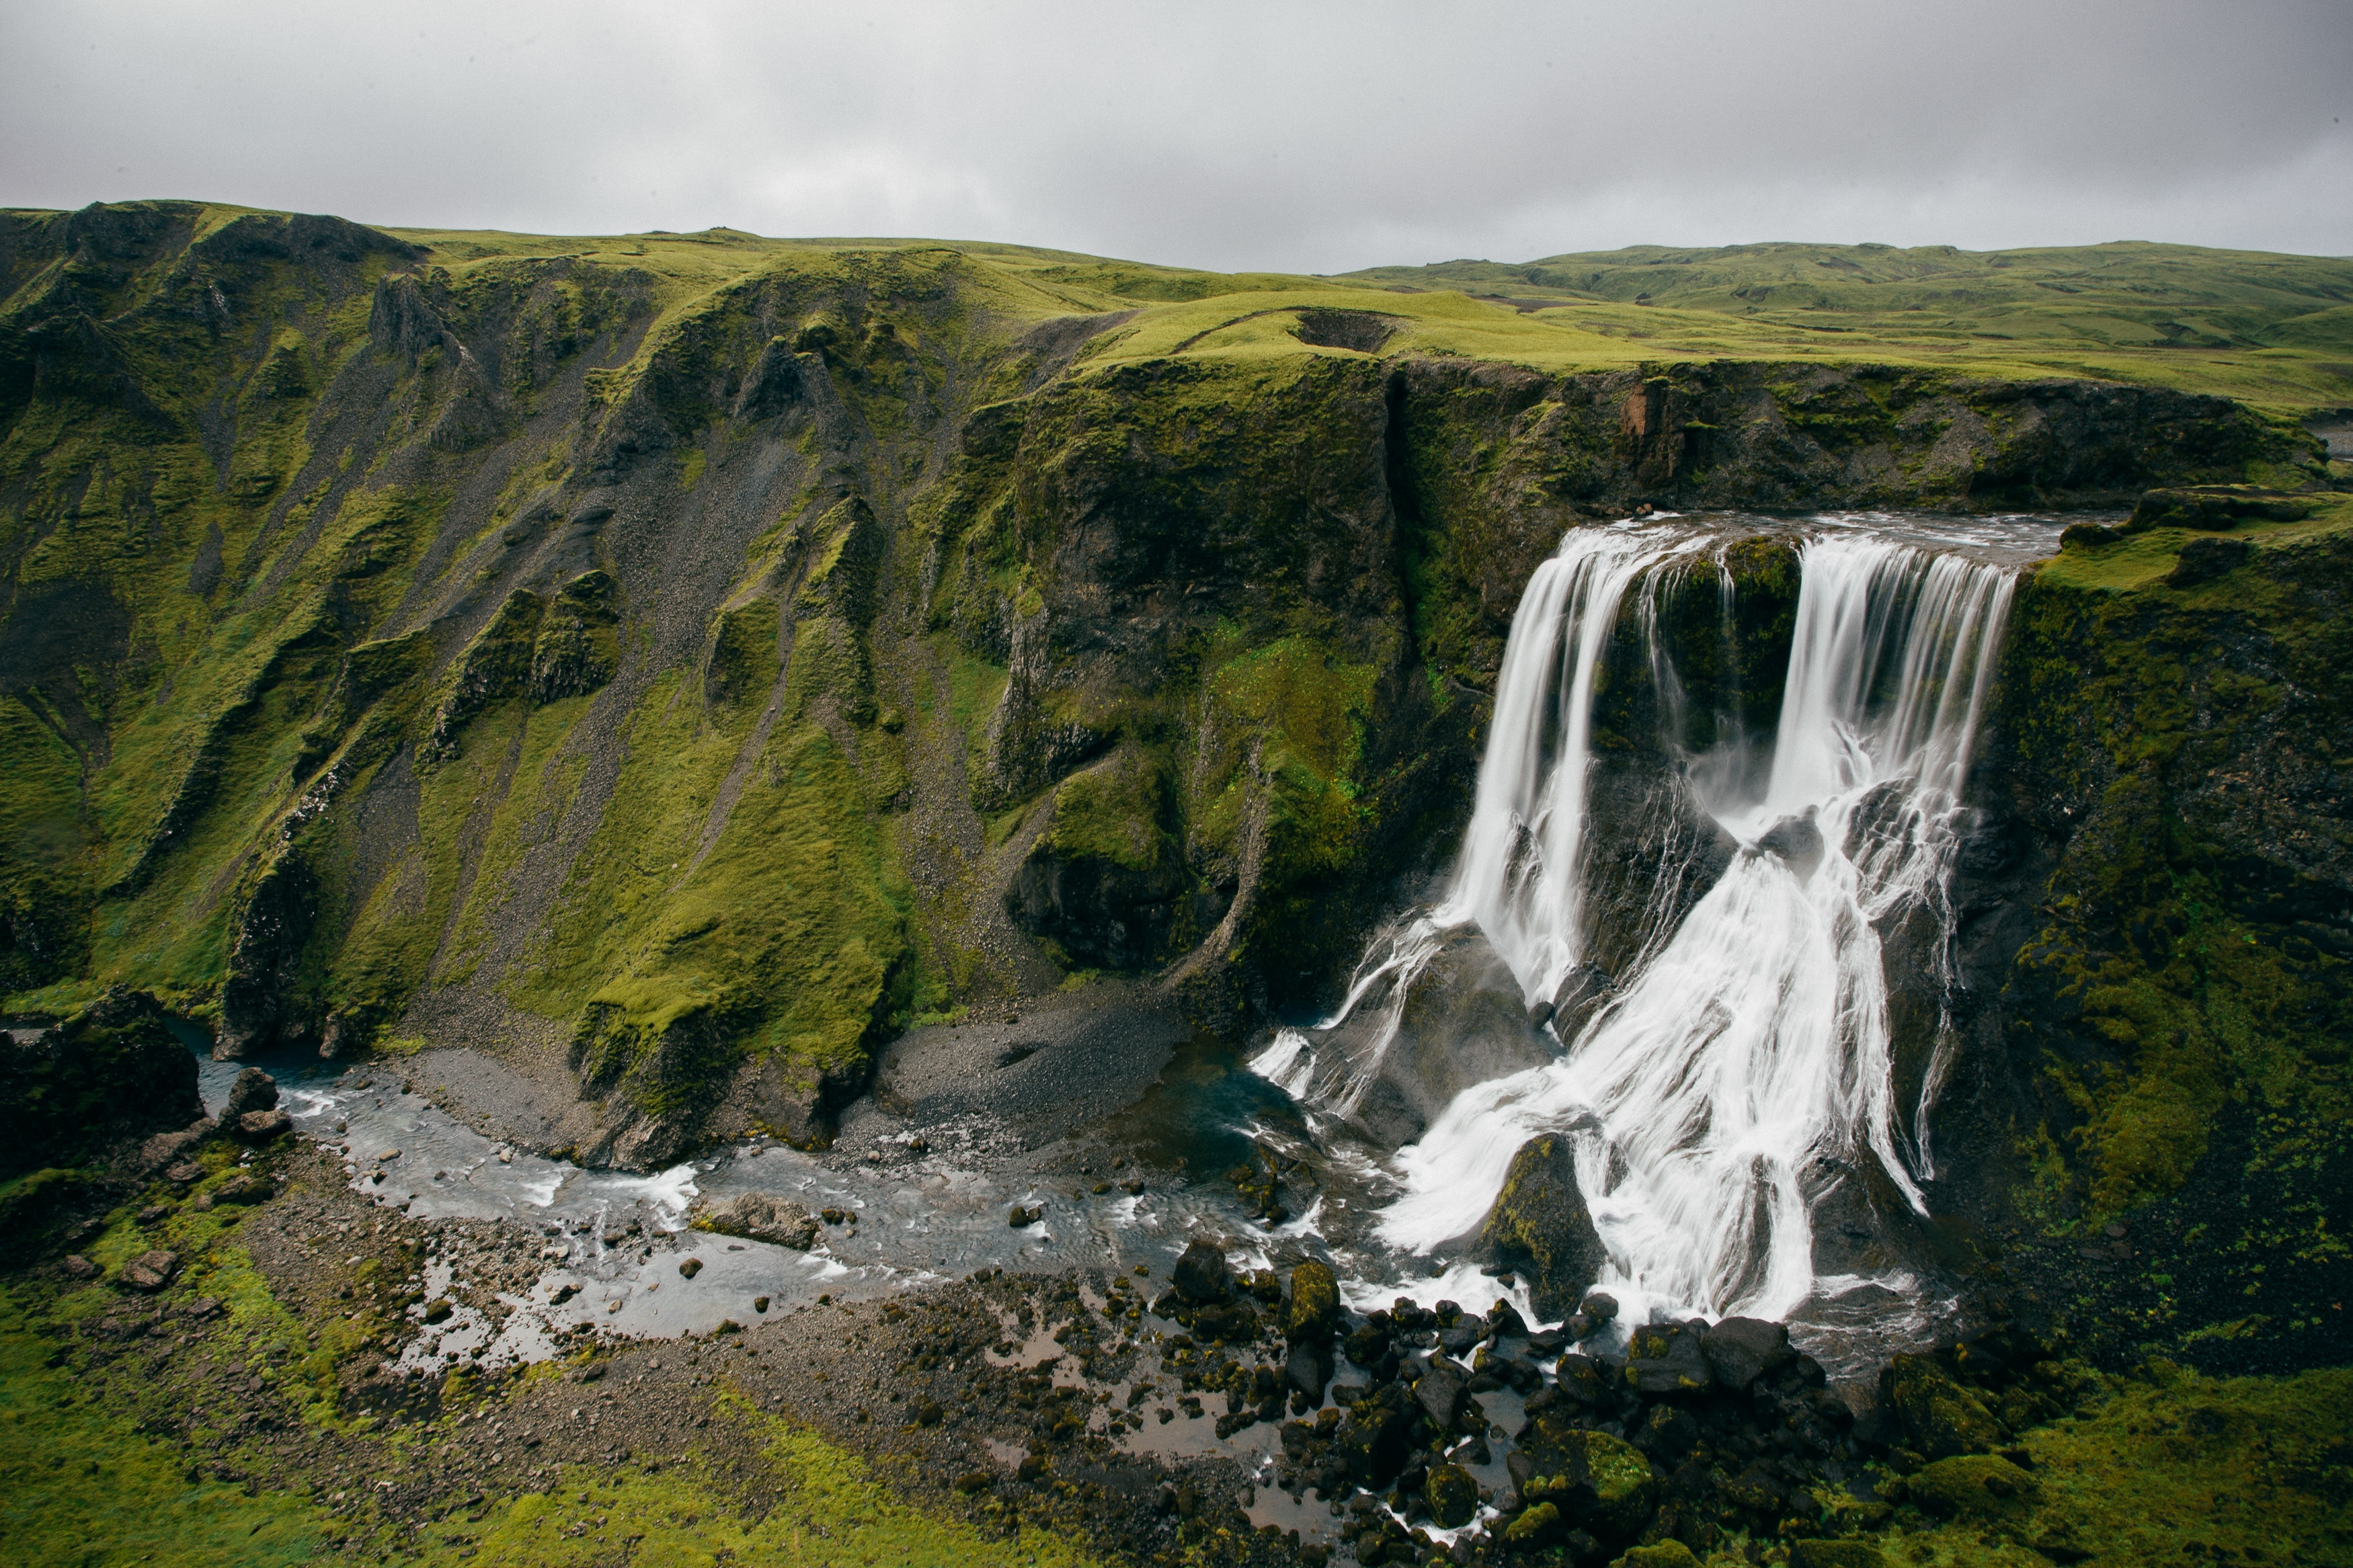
[1868,1363,2353,1567]
[1039,748,1174,874]
[0,1286,327,1564]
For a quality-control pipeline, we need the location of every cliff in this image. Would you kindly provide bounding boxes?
[1,202,2342,1209]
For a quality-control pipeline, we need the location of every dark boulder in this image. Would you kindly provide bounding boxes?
[1700,1316,1795,1393]
[1283,1339,1334,1404]
[693,1191,820,1249]
[1412,1357,1474,1430]
[1334,1399,1412,1489]
[1317,927,1559,1145]
[1625,1322,1713,1396]
[1477,1133,1608,1321]
[223,1067,278,1119]
[0,989,203,1178]
[1425,1461,1479,1528]
[120,1249,177,1292]
[1172,1238,1231,1303]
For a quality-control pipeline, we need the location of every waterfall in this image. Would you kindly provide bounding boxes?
[1270,522,2018,1325]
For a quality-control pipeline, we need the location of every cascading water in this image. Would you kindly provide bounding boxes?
[1258,518,2020,1329]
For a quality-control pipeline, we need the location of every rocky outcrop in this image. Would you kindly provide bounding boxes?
[0,989,202,1177]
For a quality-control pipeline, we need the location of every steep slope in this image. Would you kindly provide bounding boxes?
[0,200,2336,1175]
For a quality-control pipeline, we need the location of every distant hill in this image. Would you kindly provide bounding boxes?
[1343,241,2353,419]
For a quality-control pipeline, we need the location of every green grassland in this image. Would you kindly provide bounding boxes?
[1343,241,2353,419]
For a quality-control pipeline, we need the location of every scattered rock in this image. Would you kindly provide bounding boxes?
[63,1254,96,1280]
[120,1250,178,1292]
[1007,1204,1042,1228]
[678,1257,703,1279]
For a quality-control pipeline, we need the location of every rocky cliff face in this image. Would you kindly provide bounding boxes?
[1,199,2334,1178]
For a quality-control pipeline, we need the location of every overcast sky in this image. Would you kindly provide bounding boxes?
[5,1,2349,272]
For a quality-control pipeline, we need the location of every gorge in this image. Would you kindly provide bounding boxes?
[2,203,2349,1567]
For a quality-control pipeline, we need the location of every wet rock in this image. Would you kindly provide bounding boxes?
[692,1192,819,1249]
[1757,809,1825,878]
[120,1250,177,1292]
[1476,1133,1608,1321]
[1007,1204,1042,1227]
[1334,1399,1412,1489]
[1624,1323,1712,1397]
[1285,1260,1340,1342]
[1903,1454,2040,1520]
[1884,1352,2006,1458]
[1579,1291,1619,1325]
[1191,1299,1259,1344]
[1700,1315,1794,1393]
[1635,1401,1700,1460]
[678,1257,703,1279]
[1284,1339,1334,1403]
[233,1108,292,1143]
[1172,1238,1231,1303]
[1321,927,1562,1145]
[1412,1357,1474,1430]
[1487,1298,1530,1339]
[1425,1460,1478,1528]
[422,1299,454,1324]
[223,1067,279,1119]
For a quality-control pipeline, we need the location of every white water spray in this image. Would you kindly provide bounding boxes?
[1280,524,2018,1324]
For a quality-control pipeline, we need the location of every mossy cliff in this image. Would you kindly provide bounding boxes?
[1920,502,2353,1372]
[0,200,2338,1172]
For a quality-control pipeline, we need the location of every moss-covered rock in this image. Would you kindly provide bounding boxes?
[1509,1426,1657,1541]
[1478,1132,1609,1322]
[1884,1353,2007,1459]
[1902,1453,2041,1520]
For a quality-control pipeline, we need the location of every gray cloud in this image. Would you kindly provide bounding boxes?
[5,0,2349,270]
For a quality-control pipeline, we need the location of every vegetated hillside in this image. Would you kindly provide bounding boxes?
[1345,241,2353,423]
[0,199,2340,1190]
